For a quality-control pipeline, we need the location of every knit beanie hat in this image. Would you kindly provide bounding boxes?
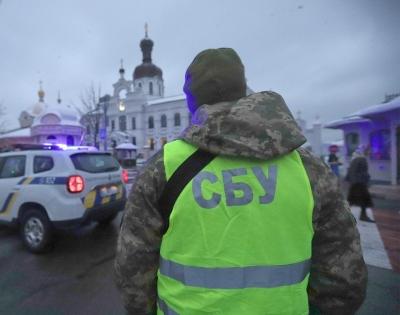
[183,48,246,113]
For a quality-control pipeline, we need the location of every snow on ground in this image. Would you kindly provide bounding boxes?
[351,206,392,270]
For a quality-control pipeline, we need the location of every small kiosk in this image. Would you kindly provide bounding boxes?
[115,143,137,168]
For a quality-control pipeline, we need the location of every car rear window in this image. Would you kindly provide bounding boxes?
[70,153,120,173]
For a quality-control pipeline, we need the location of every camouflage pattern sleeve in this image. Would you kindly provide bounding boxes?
[298,148,368,315]
[114,149,166,315]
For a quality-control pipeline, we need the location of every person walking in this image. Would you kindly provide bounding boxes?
[346,148,375,222]
[115,48,367,315]
[328,145,341,177]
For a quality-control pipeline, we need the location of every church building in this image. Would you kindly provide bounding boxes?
[88,25,189,156]
[0,84,84,148]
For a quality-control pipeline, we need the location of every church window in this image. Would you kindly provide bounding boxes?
[119,115,127,131]
[149,82,153,95]
[131,117,136,130]
[111,120,115,131]
[132,137,136,145]
[148,116,154,129]
[138,82,142,88]
[174,113,181,126]
[66,135,74,146]
[161,114,167,128]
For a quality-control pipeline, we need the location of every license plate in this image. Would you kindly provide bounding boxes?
[99,185,118,197]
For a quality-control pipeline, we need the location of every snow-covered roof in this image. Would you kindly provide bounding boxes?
[147,94,186,106]
[0,128,31,139]
[325,96,400,129]
[32,104,82,127]
[324,117,371,129]
[351,96,400,117]
[116,143,138,150]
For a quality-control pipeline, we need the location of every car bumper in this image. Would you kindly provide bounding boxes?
[52,198,126,230]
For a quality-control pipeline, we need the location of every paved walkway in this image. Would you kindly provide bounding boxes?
[351,206,400,272]
[351,201,400,315]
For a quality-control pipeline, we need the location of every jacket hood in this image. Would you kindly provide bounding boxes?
[181,91,306,160]
[183,48,247,114]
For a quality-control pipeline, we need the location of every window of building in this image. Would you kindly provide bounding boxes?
[138,82,142,88]
[174,113,181,126]
[119,115,127,131]
[131,117,136,130]
[34,156,54,173]
[47,135,56,141]
[111,120,115,131]
[0,156,26,178]
[132,137,136,145]
[149,82,153,95]
[370,129,390,160]
[161,114,167,128]
[148,116,154,129]
[345,132,359,156]
[66,135,74,146]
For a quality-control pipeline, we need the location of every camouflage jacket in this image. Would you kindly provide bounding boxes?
[115,91,367,315]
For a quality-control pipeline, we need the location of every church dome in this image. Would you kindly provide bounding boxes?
[30,101,47,116]
[134,63,163,79]
[33,104,81,127]
[133,25,163,80]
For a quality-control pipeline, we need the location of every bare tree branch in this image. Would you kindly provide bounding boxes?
[78,83,102,147]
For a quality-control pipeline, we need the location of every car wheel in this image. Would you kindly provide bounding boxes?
[20,209,53,254]
[96,212,118,225]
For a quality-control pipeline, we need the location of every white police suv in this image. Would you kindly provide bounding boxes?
[0,144,128,253]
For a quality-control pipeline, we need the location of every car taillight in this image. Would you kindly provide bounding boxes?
[122,169,129,184]
[67,175,85,193]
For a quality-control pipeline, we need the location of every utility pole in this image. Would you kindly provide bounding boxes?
[99,94,111,151]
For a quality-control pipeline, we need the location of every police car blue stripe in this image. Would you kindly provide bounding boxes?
[29,177,68,185]
[93,188,103,207]
[17,178,27,185]
[0,193,14,213]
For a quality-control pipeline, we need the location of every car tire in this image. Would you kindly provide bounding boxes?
[20,209,53,254]
[96,212,118,225]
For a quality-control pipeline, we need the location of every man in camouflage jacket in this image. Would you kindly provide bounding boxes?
[115,48,367,315]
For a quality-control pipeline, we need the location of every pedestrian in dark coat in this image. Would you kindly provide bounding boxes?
[346,149,375,222]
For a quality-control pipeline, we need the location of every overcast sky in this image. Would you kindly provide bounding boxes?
[0,0,399,141]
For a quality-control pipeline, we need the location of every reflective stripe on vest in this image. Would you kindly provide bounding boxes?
[160,256,310,289]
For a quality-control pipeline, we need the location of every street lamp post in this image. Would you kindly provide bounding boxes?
[98,94,111,151]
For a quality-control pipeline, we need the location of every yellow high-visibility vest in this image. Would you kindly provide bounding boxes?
[158,140,314,315]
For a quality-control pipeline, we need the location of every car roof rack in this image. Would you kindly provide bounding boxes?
[0,143,63,153]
